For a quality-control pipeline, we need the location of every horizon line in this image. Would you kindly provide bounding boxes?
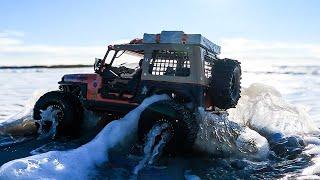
[0,64,92,69]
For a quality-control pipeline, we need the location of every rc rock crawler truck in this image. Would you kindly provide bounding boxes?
[33,31,241,153]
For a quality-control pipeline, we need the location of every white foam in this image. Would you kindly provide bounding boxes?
[0,94,169,179]
[304,137,320,146]
[302,155,320,176]
[299,137,320,177]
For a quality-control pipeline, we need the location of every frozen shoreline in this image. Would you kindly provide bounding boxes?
[0,65,91,69]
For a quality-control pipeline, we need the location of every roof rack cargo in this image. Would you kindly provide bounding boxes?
[143,31,221,55]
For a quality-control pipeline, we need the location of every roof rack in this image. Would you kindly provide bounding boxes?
[143,31,221,55]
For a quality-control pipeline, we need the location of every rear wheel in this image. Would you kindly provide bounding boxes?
[33,91,83,137]
[209,58,241,109]
[138,100,198,155]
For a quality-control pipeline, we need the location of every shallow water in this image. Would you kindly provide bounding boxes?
[0,61,319,179]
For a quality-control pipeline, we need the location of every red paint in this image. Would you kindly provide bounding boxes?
[63,74,137,105]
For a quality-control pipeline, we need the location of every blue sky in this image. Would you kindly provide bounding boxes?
[0,0,319,65]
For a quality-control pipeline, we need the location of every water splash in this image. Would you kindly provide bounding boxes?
[0,94,169,179]
[0,90,47,138]
[37,106,59,139]
[227,83,320,178]
[236,127,269,159]
[0,83,319,178]
[0,89,108,146]
[133,123,171,175]
[194,108,269,159]
[228,83,320,137]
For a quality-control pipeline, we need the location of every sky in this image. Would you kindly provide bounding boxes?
[0,0,319,66]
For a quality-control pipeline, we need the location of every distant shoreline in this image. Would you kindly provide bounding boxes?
[0,65,92,69]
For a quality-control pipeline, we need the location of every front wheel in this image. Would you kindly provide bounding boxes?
[138,100,198,155]
[33,91,83,137]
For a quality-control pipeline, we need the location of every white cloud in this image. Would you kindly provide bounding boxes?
[0,30,24,38]
[220,37,320,62]
[0,31,107,66]
[0,37,22,46]
[0,30,320,66]
[0,44,104,55]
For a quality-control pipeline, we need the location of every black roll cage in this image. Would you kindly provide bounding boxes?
[101,44,144,68]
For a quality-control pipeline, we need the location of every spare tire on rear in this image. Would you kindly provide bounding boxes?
[33,91,83,137]
[138,100,198,154]
[209,58,241,109]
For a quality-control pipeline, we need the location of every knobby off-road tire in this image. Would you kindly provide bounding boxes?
[209,58,241,109]
[33,91,83,137]
[138,100,199,154]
